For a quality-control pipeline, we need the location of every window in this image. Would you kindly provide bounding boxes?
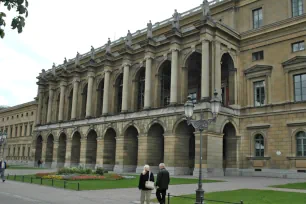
[8,148,10,156]
[252,51,264,61]
[24,124,28,136]
[28,147,31,157]
[10,126,13,138]
[116,74,123,113]
[20,125,22,136]
[15,126,18,137]
[26,112,28,116]
[160,61,171,107]
[21,114,23,117]
[296,131,306,156]
[292,41,305,52]
[294,74,306,102]
[255,134,265,157]
[17,115,19,118]
[292,0,303,17]
[31,112,34,116]
[137,69,145,110]
[253,8,263,28]
[254,81,265,107]
[29,124,33,135]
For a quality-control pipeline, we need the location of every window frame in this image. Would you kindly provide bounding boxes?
[293,73,306,102]
[296,131,306,156]
[292,41,305,52]
[254,134,265,157]
[253,80,266,107]
[252,7,263,29]
[252,51,264,61]
[292,0,304,17]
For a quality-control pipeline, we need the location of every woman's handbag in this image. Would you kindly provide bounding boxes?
[145,172,155,189]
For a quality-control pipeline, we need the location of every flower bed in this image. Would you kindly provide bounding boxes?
[36,172,56,178]
[42,175,63,180]
[69,175,105,180]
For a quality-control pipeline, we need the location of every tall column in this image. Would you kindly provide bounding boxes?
[214,40,222,97]
[144,55,153,109]
[268,75,272,104]
[58,81,66,122]
[79,137,87,166]
[41,140,47,163]
[71,76,80,120]
[86,70,95,118]
[51,140,59,168]
[201,40,210,100]
[122,62,131,112]
[170,46,179,105]
[47,85,54,124]
[102,68,111,115]
[36,86,44,125]
[64,138,72,167]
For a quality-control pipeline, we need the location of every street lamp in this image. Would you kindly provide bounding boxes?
[184,90,221,204]
[0,130,7,158]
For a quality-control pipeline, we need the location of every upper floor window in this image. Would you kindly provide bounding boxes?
[252,51,264,61]
[137,69,145,111]
[15,126,18,137]
[254,81,265,107]
[255,134,265,157]
[29,124,33,135]
[294,73,306,102]
[296,131,306,156]
[24,124,28,136]
[28,147,31,157]
[253,8,263,29]
[292,41,305,52]
[292,0,304,17]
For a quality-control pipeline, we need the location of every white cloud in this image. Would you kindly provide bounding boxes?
[0,0,204,106]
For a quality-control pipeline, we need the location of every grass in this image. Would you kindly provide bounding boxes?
[6,174,221,191]
[272,182,306,190]
[152,189,306,204]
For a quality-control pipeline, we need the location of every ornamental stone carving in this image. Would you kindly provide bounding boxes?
[147,20,153,39]
[105,38,112,54]
[172,9,180,30]
[90,46,95,61]
[125,30,133,47]
[202,0,211,20]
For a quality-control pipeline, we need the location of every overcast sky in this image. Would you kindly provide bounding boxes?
[0,0,206,106]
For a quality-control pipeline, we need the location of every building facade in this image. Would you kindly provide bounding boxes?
[31,0,306,178]
[0,102,37,165]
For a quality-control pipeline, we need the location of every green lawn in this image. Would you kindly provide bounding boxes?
[7,174,221,191]
[154,189,306,204]
[272,182,306,190]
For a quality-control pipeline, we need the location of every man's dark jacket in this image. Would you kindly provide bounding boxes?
[0,161,7,169]
[156,168,170,190]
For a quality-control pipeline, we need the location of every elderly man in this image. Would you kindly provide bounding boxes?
[155,163,170,204]
[0,158,7,182]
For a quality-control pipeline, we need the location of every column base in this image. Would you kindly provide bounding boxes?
[56,162,65,168]
[64,162,71,167]
[113,165,137,173]
[224,168,240,176]
[85,116,92,119]
[121,110,128,114]
[143,107,151,110]
[102,164,115,171]
[51,162,57,169]
[166,166,191,175]
[102,113,108,117]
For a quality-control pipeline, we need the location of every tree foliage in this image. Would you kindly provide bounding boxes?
[0,0,29,38]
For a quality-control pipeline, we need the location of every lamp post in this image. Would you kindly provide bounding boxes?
[0,130,8,159]
[184,90,221,204]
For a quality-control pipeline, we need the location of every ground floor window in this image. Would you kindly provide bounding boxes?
[255,134,264,157]
[296,131,306,156]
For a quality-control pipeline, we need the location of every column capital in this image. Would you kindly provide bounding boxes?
[122,62,131,68]
[104,66,112,73]
[87,72,95,78]
[60,80,67,87]
[72,77,81,83]
[144,53,155,60]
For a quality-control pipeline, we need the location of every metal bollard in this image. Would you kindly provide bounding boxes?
[77,183,80,191]
[168,193,170,204]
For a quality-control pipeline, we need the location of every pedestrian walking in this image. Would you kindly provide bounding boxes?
[138,164,155,204]
[0,158,7,182]
[155,163,170,204]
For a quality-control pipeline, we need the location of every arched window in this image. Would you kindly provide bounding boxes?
[68,89,73,120]
[255,134,264,157]
[296,131,306,156]
[81,84,88,118]
[160,61,171,107]
[116,74,123,113]
[97,80,104,116]
[137,68,145,110]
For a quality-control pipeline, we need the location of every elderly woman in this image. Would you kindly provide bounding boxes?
[138,164,155,204]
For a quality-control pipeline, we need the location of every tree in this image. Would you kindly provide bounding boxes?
[0,0,29,38]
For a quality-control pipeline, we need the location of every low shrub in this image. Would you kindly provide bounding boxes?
[95,167,104,175]
[36,172,56,178]
[57,167,93,175]
[69,175,105,180]
[42,175,63,180]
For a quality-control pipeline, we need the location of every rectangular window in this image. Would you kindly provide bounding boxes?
[292,41,305,52]
[254,81,266,107]
[10,126,13,138]
[20,125,22,136]
[294,74,306,102]
[15,126,18,137]
[24,124,28,136]
[252,51,264,61]
[292,0,304,17]
[253,8,263,28]
[28,147,31,157]
[29,124,33,135]
[8,148,10,156]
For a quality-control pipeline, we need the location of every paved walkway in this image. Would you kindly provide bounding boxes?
[0,176,305,204]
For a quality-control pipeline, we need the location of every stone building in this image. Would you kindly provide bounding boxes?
[32,0,306,178]
[0,102,37,165]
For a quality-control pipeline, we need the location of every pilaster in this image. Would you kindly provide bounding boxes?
[96,137,104,168]
[64,138,72,167]
[51,140,59,168]
[170,44,180,105]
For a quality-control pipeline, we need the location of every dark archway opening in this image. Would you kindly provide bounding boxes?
[124,126,138,172]
[187,52,202,103]
[147,123,165,167]
[159,60,171,107]
[221,53,235,106]
[34,136,43,167]
[103,128,116,171]
[57,133,67,168]
[71,132,81,167]
[45,134,54,168]
[86,130,97,168]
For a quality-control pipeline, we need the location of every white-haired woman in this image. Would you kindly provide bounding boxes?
[138,164,155,204]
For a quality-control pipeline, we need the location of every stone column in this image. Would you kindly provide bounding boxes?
[122,62,131,112]
[102,68,111,116]
[51,140,59,168]
[136,134,149,173]
[64,138,72,167]
[47,85,54,124]
[114,137,124,173]
[71,76,80,120]
[41,140,47,163]
[96,137,104,168]
[170,47,179,105]
[285,72,290,102]
[58,81,66,122]
[144,55,153,109]
[36,86,44,125]
[202,40,210,100]
[86,70,95,118]
[214,40,222,97]
[79,137,87,167]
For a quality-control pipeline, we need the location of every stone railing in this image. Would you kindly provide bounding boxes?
[45,0,226,74]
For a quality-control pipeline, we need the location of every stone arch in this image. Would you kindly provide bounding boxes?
[172,116,188,134]
[174,120,195,174]
[147,123,165,167]
[71,131,81,167]
[122,122,141,136]
[85,126,99,138]
[123,126,139,171]
[182,50,202,68]
[222,122,238,171]
[57,129,68,139]
[220,50,237,68]
[57,132,67,168]
[34,135,43,166]
[102,124,120,139]
[219,119,239,135]
[103,128,117,171]
[291,128,306,157]
[45,134,54,168]
[146,119,167,133]
[221,53,236,106]
[86,129,97,168]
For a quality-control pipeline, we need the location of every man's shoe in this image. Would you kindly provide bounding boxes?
[2,180,5,182]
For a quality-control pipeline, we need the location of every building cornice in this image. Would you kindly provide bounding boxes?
[0,101,37,114]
